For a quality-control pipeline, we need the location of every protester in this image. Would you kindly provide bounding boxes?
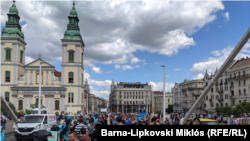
[233,116,239,125]
[70,121,78,132]
[75,118,88,139]
[1,113,6,129]
[68,131,78,141]
[149,117,159,125]
[230,114,234,125]
[91,121,100,141]
[116,116,124,125]
[79,128,91,141]
[193,120,199,125]
[125,116,132,125]
[60,119,72,141]
[165,117,170,125]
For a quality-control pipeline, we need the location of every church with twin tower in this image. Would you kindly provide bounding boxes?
[1,1,89,114]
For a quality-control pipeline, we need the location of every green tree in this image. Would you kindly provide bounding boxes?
[1,102,18,116]
[221,105,232,116]
[25,109,32,115]
[166,105,173,114]
[30,102,46,109]
[215,106,223,115]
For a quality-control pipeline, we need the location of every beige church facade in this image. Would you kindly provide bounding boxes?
[1,1,89,115]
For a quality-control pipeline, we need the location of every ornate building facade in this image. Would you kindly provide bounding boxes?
[109,80,152,113]
[1,1,86,115]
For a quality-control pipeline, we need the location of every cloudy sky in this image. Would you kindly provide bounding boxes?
[1,0,250,99]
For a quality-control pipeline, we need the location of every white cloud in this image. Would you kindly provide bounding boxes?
[165,75,170,77]
[145,74,148,76]
[193,73,204,80]
[114,64,120,69]
[92,67,103,74]
[149,81,174,92]
[0,1,225,67]
[25,56,35,64]
[84,72,111,99]
[224,12,229,21]
[131,57,140,64]
[175,69,184,71]
[105,71,112,73]
[211,50,221,57]
[190,41,250,73]
[154,62,163,64]
[121,65,140,70]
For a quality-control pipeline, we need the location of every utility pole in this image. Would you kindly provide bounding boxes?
[161,65,166,121]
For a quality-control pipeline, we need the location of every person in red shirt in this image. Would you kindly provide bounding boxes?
[79,127,91,141]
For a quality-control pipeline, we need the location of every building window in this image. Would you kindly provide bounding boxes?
[244,89,246,95]
[239,100,241,103]
[20,51,23,63]
[82,74,83,85]
[239,81,241,86]
[124,101,126,104]
[239,90,241,96]
[211,88,213,92]
[142,96,143,99]
[243,71,245,75]
[5,71,10,82]
[69,51,74,62]
[124,96,126,99]
[142,101,143,104]
[6,49,11,61]
[55,100,59,110]
[244,80,246,86]
[69,72,74,83]
[18,100,23,110]
[68,93,74,103]
[139,96,140,99]
[127,96,128,99]
[36,99,43,105]
[133,96,134,99]
[5,92,9,102]
[136,101,137,104]
[136,96,137,99]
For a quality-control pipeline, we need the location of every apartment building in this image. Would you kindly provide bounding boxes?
[204,57,250,113]
[180,79,204,114]
[153,91,172,113]
[172,83,182,112]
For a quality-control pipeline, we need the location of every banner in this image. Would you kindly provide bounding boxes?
[97,125,250,139]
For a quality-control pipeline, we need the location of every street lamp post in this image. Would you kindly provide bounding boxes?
[161,65,166,121]
[38,61,45,114]
[152,88,154,116]
[87,92,88,115]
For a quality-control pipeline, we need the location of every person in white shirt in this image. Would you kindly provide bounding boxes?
[233,116,239,125]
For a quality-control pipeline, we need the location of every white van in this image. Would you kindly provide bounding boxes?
[31,108,49,114]
[15,114,56,140]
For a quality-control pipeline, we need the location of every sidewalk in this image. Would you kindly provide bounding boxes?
[4,119,16,134]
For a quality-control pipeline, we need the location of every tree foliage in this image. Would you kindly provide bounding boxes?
[30,102,46,109]
[1,102,18,116]
[166,105,173,114]
[215,102,250,116]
